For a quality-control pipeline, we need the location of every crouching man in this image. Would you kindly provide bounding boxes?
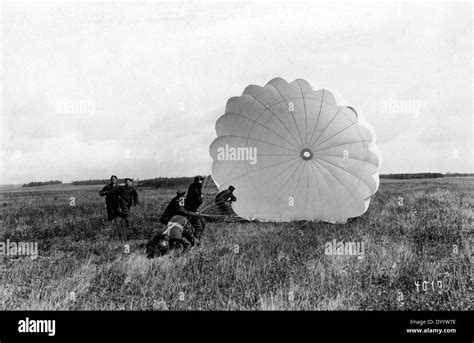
[146,215,194,258]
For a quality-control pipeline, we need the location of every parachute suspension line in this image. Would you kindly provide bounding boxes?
[200,213,230,219]
[199,198,232,215]
[196,174,240,218]
[199,174,215,212]
[199,174,227,216]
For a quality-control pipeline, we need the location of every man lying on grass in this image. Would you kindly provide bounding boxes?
[146,215,195,258]
[159,190,203,244]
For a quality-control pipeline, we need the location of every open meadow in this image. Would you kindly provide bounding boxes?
[0,178,472,310]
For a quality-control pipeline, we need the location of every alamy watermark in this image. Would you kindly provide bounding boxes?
[18,317,55,337]
[380,97,420,117]
[54,97,96,117]
[0,239,38,259]
[216,144,257,165]
[325,239,365,258]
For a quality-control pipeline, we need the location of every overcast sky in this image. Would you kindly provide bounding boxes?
[1,1,472,184]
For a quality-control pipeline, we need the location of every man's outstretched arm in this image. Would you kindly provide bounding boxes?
[99,185,109,196]
[176,207,199,217]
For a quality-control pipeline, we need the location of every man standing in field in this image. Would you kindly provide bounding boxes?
[185,176,204,212]
[99,175,120,221]
[184,176,206,242]
[115,178,140,228]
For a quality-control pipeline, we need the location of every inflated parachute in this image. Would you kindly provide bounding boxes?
[209,78,381,223]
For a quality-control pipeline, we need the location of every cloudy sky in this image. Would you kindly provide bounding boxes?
[1,1,472,184]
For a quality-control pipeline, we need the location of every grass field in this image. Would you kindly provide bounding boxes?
[0,178,472,310]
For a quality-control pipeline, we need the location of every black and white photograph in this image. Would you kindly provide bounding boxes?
[0,0,472,339]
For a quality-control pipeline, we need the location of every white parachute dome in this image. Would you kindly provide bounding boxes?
[209,78,381,223]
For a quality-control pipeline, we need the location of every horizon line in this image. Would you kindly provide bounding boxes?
[2,171,474,187]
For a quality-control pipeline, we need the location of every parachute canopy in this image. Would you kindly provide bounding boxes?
[209,78,381,223]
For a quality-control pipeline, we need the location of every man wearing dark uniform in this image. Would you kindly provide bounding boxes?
[184,176,206,241]
[215,185,237,215]
[185,176,204,211]
[99,175,120,221]
[160,190,198,225]
[115,178,140,227]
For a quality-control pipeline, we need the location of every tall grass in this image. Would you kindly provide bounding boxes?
[0,179,472,310]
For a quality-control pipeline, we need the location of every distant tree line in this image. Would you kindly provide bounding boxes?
[138,177,195,189]
[71,176,200,189]
[22,180,62,187]
[380,173,443,179]
[72,179,123,185]
[444,173,474,177]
